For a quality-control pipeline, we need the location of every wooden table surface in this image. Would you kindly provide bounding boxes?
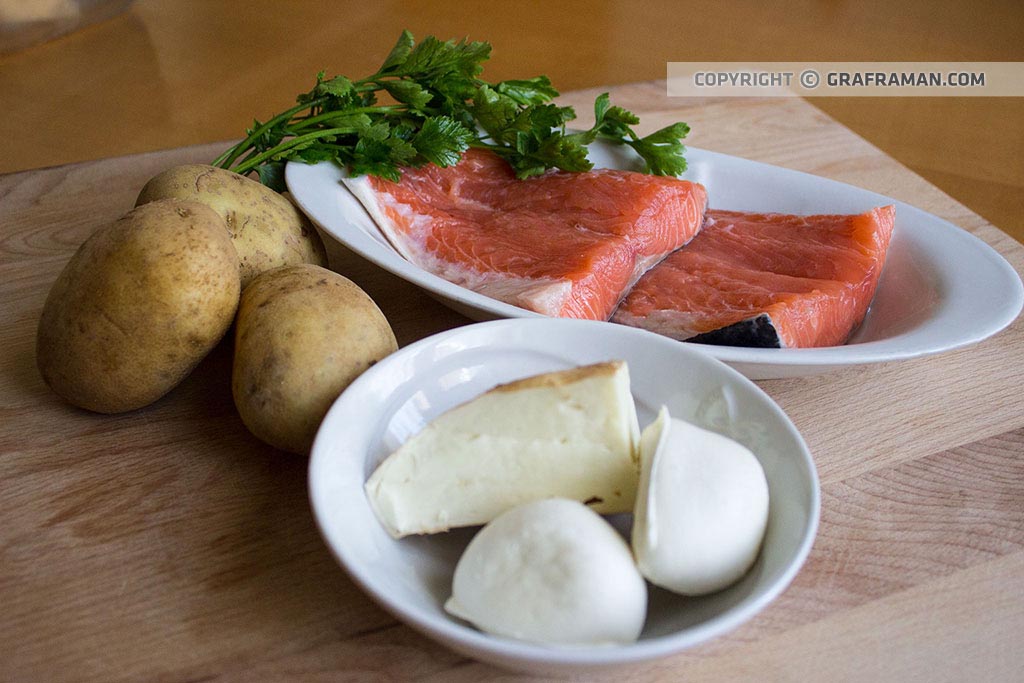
[2,80,1022,682]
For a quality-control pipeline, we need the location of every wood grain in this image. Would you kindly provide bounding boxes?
[1,84,1023,682]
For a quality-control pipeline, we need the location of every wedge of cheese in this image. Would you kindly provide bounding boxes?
[365,361,641,538]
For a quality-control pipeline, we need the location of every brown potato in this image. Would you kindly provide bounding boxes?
[232,264,398,454]
[37,200,241,413]
[135,164,328,287]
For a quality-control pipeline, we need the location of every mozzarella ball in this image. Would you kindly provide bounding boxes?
[632,407,769,595]
[445,498,647,645]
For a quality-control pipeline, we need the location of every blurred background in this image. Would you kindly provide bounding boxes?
[1,0,1021,241]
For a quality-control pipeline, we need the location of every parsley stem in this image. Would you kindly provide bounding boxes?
[290,105,405,132]
[213,97,329,169]
[232,146,262,171]
[232,127,358,174]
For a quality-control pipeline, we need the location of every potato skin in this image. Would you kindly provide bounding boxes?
[135,164,328,287]
[37,200,241,413]
[233,264,398,454]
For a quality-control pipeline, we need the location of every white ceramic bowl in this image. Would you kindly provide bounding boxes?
[308,319,820,674]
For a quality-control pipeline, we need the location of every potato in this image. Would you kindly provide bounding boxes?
[135,164,327,287]
[232,264,398,455]
[37,200,241,413]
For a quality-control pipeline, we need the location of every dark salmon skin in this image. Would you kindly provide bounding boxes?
[613,206,896,348]
[343,149,708,320]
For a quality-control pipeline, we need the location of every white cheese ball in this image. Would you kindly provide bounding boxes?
[445,498,647,645]
[632,407,769,595]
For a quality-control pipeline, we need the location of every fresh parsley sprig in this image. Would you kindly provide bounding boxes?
[213,30,690,190]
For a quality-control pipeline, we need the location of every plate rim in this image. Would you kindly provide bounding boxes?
[285,145,1024,374]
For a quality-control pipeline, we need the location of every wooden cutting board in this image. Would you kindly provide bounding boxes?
[2,82,1022,682]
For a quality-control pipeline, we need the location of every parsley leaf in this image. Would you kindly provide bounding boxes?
[380,80,433,111]
[379,30,415,73]
[213,31,689,185]
[626,122,691,175]
[256,162,287,192]
[413,116,475,167]
[495,76,560,105]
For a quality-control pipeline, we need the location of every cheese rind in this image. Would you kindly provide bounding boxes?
[365,361,640,538]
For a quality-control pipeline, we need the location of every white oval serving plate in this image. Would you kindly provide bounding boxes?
[308,318,819,674]
[286,142,1023,380]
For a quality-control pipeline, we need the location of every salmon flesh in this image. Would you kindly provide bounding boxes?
[343,149,708,320]
[613,206,896,348]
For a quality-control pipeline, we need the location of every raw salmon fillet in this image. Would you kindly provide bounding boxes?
[613,206,896,348]
[343,149,708,320]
